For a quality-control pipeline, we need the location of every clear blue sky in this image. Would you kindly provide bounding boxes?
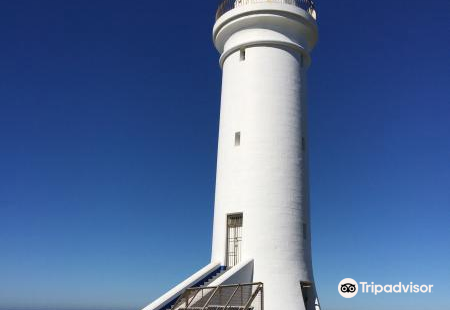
[0,1,449,310]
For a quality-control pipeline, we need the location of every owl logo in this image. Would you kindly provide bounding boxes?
[340,283,356,293]
[338,278,358,298]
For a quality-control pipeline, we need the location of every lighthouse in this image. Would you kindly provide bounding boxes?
[142,1,320,310]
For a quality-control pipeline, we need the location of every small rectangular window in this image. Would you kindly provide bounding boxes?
[240,49,246,61]
[235,132,241,146]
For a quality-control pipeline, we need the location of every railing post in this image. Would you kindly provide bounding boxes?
[243,283,263,310]
[260,284,264,310]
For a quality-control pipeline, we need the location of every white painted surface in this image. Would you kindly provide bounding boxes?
[211,3,319,310]
[209,259,254,286]
[141,262,220,310]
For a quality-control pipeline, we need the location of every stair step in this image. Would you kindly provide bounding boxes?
[197,267,226,287]
[167,267,228,310]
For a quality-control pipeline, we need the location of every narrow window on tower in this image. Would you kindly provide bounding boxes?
[240,49,246,61]
[235,132,241,146]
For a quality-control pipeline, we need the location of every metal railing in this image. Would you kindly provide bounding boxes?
[216,0,317,21]
[171,282,263,310]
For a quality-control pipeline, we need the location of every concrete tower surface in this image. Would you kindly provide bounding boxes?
[142,1,319,310]
[211,1,319,309]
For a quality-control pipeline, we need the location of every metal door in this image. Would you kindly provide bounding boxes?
[226,213,242,267]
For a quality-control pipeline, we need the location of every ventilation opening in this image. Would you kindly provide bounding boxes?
[240,49,246,61]
[235,132,241,146]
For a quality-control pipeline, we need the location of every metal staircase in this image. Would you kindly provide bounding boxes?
[201,267,227,287]
[171,283,263,310]
[159,266,227,310]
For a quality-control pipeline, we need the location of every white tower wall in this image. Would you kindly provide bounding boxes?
[211,3,319,310]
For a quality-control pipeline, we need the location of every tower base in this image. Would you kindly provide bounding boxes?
[141,259,321,310]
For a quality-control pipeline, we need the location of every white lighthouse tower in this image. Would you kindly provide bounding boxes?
[142,1,319,310]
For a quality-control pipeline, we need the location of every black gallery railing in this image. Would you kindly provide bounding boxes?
[216,0,317,21]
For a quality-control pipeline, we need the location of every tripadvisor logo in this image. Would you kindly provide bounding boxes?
[338,278,434,298]
[338,278,358,298]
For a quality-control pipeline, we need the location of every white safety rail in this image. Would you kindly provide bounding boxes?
[142,262,222,310]
[216,0,317,20]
